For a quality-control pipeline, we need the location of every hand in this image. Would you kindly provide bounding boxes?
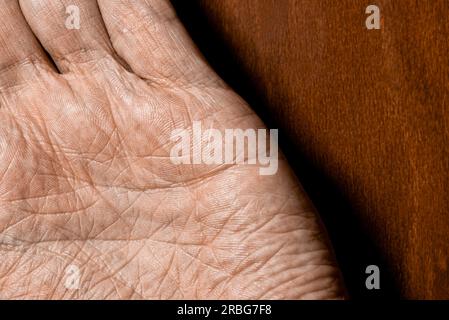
[0,0,343,299]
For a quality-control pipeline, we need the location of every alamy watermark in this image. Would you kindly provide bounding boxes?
[65,5,80,30]
[366,5,381,30]
[170,122,279,176]
[64,264,81,290]
[365,265,380,290]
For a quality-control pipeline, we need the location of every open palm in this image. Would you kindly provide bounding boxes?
[0,0,343,299]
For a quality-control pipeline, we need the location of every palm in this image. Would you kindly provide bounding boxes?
[0,0,342,299]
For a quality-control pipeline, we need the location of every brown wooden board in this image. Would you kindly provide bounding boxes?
[173,0,449,299]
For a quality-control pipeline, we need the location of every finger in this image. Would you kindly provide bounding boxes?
[19,0,122,73]
[98,0,218,86]
[0,0,55,88]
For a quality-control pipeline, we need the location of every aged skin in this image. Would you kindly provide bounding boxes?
[0,0,343,299]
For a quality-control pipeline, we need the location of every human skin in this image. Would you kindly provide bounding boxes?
[0,0,344,299]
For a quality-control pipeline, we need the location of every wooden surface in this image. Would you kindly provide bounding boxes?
[172,0,449,299]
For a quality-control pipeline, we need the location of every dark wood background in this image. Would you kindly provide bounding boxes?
[171,0,449,299]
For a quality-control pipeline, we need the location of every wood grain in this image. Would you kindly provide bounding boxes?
[172,0,449,299]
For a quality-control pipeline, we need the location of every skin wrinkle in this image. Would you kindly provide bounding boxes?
[0,0,345,299]
[98,1,216,87]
